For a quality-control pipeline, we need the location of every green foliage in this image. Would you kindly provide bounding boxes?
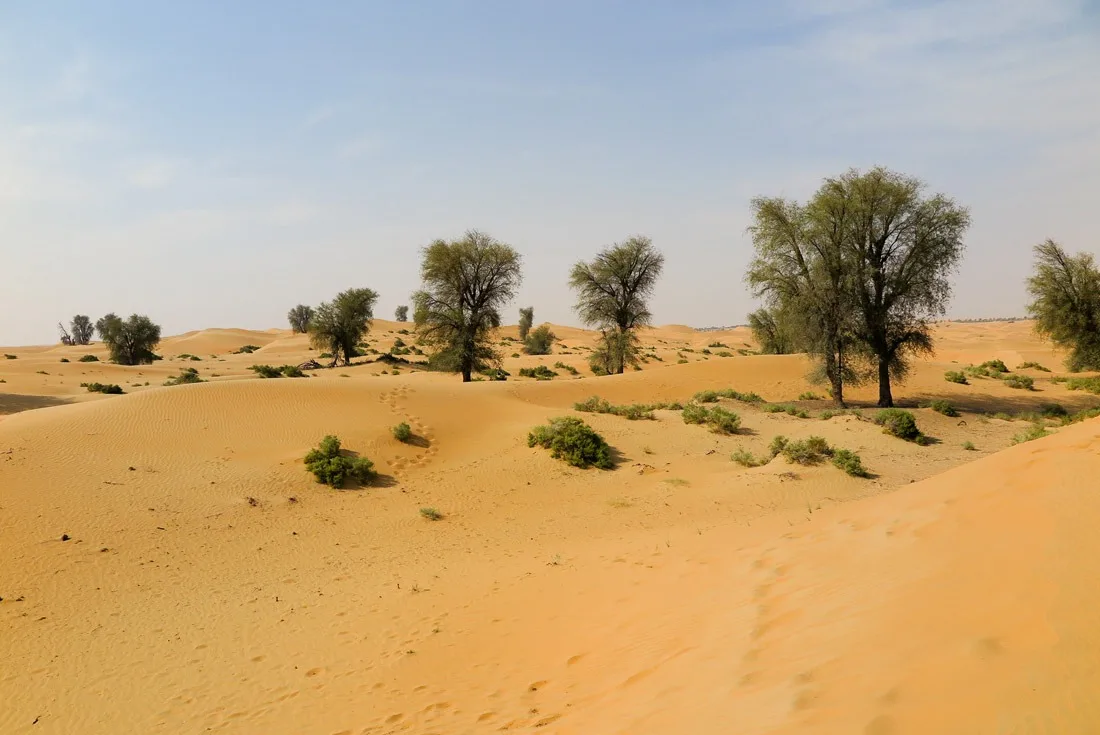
[944,370,968,384]
[70,315,94,345]
[394,305,409,322]
[304,435,376,487]
[479,367,510,381]
[1016,361,1050,372]
[1026,239,1100,372]
[731,447,768,467]
[518,365,558,380]
[78,354,100,362]
[768,435,789,457]
[874,408,922,441]
[527,417,614,469]
[1011,423,1050,445]
[413,231,522,382]
[831,449,870,477]
[681,402,709,425]
[164,367,203,386]
[95,313,162,365]
[249,364,306,379]
[570,236,663,374]
[309,288,378,366]
[781,436,832,465]
[288,304,314,334]
[693,390,720,403]
[708,341,728,348]
[962,441,977,451]
[1002,374,1035,390]
[1065,376,1100,394]
[798,391,823,400]
[81,382,124,394]
[747,306,801,355]
[419,507,444,521]
[763,403,810,418]
[681,403,741,434]
[235,345,261,354]
[518,307,534,341]
[392,422,412,442]
[924,399,960,417]
[524,325,557,355]
[553,361,580,375]
[979,359,1009,373]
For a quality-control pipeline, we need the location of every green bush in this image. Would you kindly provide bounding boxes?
[944,370,968,384]
[693,390,719,403]
[553,361,580,375]
[304,435,376,487]
[1040,403,1068,418]
[1065,377,1100,394]
[715,388,764,403]
[280,364,305,378]
[681,402,709,425]
[731,447,768,467]
[575,396,612,414]
[763,403,810,418]
[527,417,613,469]
[1002,374,1034,390]
[518,365,558,380]
[924,399,960,417]
[979,359,1009,373]
[681,403,740,434]
[781,436,832,465]
[1017,361,1050,372]
[874,408,922,441]
[523,325,557,355]
[235,344,261,354]
[393,422,412,442]
[78,354,99,362]
[1011,423,1050,445]
[798,392,823,400]
[81,382,124,395]
[768,435,789,457]
[420,507,444,521]
[250,364,282,378]
[164,367,203,386]
[479,367,509,381]
[962,441,977,451]
[831,448,869,477]
[708,341,728,348]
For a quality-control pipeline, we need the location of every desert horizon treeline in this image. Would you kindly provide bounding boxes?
[50,167,1100,397]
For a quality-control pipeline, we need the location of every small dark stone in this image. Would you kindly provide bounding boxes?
[60,534,70,541]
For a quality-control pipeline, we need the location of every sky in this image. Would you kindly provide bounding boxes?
[1,0,1098,345]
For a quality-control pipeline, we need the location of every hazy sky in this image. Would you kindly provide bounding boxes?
[1,0,1098,345]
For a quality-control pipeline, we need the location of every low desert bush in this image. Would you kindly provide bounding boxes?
[681,403,741,434]
[1002,374,1035,390]
[81,382,124,394]
[1011,423,1050,445]
[1039,403,1068,418]
[392,422,412,442]
[962,441,977,451]
[1017,361,1050,372]
[3,354,16,359]
[78,354,99,362]
[830,448,870,477]
[798,391,823,401]
[420,507,444,521]
[553,361,580,375]
[304,435,376,487]
[523,325,557,355]
[763,403,811,418]
[164,367,203,386]
[59,358,69,363]
[923,399,960,417]
[518,365,558,380]
[944,370,968,384]
[1064,377,1100,395]
[979,359,1009,373]
[693,390,720,403]
[781,436,832,465]
[249,364,306,378]
[527,417,613,469]
[874,408,922,442]
[234,345,260,354]
[731,447,768,467]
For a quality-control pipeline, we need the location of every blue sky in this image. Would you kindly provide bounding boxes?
[1,0,1098,344]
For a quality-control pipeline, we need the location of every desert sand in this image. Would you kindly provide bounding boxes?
[2,320,1099,734]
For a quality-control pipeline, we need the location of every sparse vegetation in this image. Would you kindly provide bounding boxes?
[518,365,558,380]
[944,370,968,384]
[523,324,557,355]
[527,417,614,469]
[1012,423,1050,445]
[78,354,99,362]
[924,399,960,417]
[304,435,376,487]
[81,382,124,395]
[1064,376,1100,395]
[164,367,203,386]
[781,435,832,465]
[3,354,15,359]
[553,361,580,375]
[681,403,741,434]
[1002,374,1035,390]
[874,408,923,442]
[962,441,977,451]
[393,422,412,442]
[518,307,534,342]
[979,359,1009,373]
[234,345,261,354]
[763,403,811,418]
[798,392,823,400]
[830,448,870,477]
[394,305,409,322]
[249,364,306,378]
[1017,361,1050,372]
[420,507,444,521]
[731,447,768,467]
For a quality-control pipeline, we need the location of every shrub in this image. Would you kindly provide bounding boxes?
[708,341,728,348]
[393,422,412,442]
[763,403,810,418]
[524,325,557,355]
[716,351,733,357]
[553,361,580,376]
[798,392,823,400]
[527,417,613,469]
[962,441,977,451]
[1017,361,1050,372]
[681,402,709,425]
[874,409,922,441]
[1065,376,1100,394]
[677,358,689,364]
[420,507,444,521]
[518,365,558,380]
[235,345,261,354]
[768,435,789,457]
[944,370,968,384]
[59,358,70,363]
[979,359,1009,373]
[924,399,960,417]
[280,364,305,378]
[1002,374,1035,390]
[95,313,161,365]
[81,382,124,395]
[731,447,768,467]
[1011,423,1050,445]
[693,390,719,403]
[3,354,16,359]
[782,436,832,465]
[1063,407,1100,425]
[717,388,764,403]
[164,367,203,386]
[78,354,99,362]
[681,403,741,433]
[304,435,376,487]
[479,367,509,381]
[250,364,283,378]
[831,448,870,477]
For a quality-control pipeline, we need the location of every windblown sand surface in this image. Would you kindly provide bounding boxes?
[2,320,1099,733]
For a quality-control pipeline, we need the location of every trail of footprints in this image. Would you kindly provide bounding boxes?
[378,387,438,474]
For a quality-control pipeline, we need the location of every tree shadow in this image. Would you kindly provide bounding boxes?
[0,393,72,416]
[903,390,1100,417]
[405,434,431,449]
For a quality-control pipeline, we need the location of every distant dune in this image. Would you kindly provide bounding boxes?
[2,318,1099,733]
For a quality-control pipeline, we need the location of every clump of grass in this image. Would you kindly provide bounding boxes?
[392,422,412,442]
[763,403,811,419]
[731,447,768,467]
[944,370,968,385]
[1062,407,1100,425]
[1017,361,1050,372]
[781,435,832,465]
[249,364,307,379]
[78,354,99,362]
[528,416,614,469]
[553,361,580,376]
[874,408,923,442]
[1002,374,1035,390]
[1064,377,1100,395]
[830,448,870,477]
[234,345,261,354]
[693,390,720,403]
[81,382,124,394]
[304,435,376,487]
[36,370,49,375]
[798,391,823,400]
[677,358,689,364]
[1011,423,1050,445]
[518,365,558,380]
[979,359,1009,373]
[708,341,728,348]
[419,507,444,521]
[681,403,741,434]
[962,441,977,451]
[922,399,960,417]
[164,367,203,386]
[573,395,673,420]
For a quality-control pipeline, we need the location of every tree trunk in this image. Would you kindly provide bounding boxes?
[461,368,471,382]
[877,357,893,407]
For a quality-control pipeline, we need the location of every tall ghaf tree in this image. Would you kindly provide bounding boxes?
[288,304,314,334]
[834,168,970,407]
[70,315,95,345]
[1026,239,1100,372]
[570,236,664,375]
[412,230,523,382]
[394,305,409,322]
[95,313,162,365]
[518,307,534,341]
[308,288,378,366]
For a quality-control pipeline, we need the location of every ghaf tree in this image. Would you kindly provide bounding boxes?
[1027,239,1100,372]
[308,288,378,366]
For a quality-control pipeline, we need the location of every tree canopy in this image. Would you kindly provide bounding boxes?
[569,236,663,374]
[518,307,534,341]
[287,304,314,334]
[412,230,523,382]
[70,315,94,346]
[308,288,378,366]
[394,305,409,322]
[1027,239,1100,372]
[95,313,162,365]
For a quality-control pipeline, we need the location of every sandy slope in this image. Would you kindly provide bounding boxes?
[2,320,1099,733]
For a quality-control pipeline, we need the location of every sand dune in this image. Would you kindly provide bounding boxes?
[2,320,1099,733]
